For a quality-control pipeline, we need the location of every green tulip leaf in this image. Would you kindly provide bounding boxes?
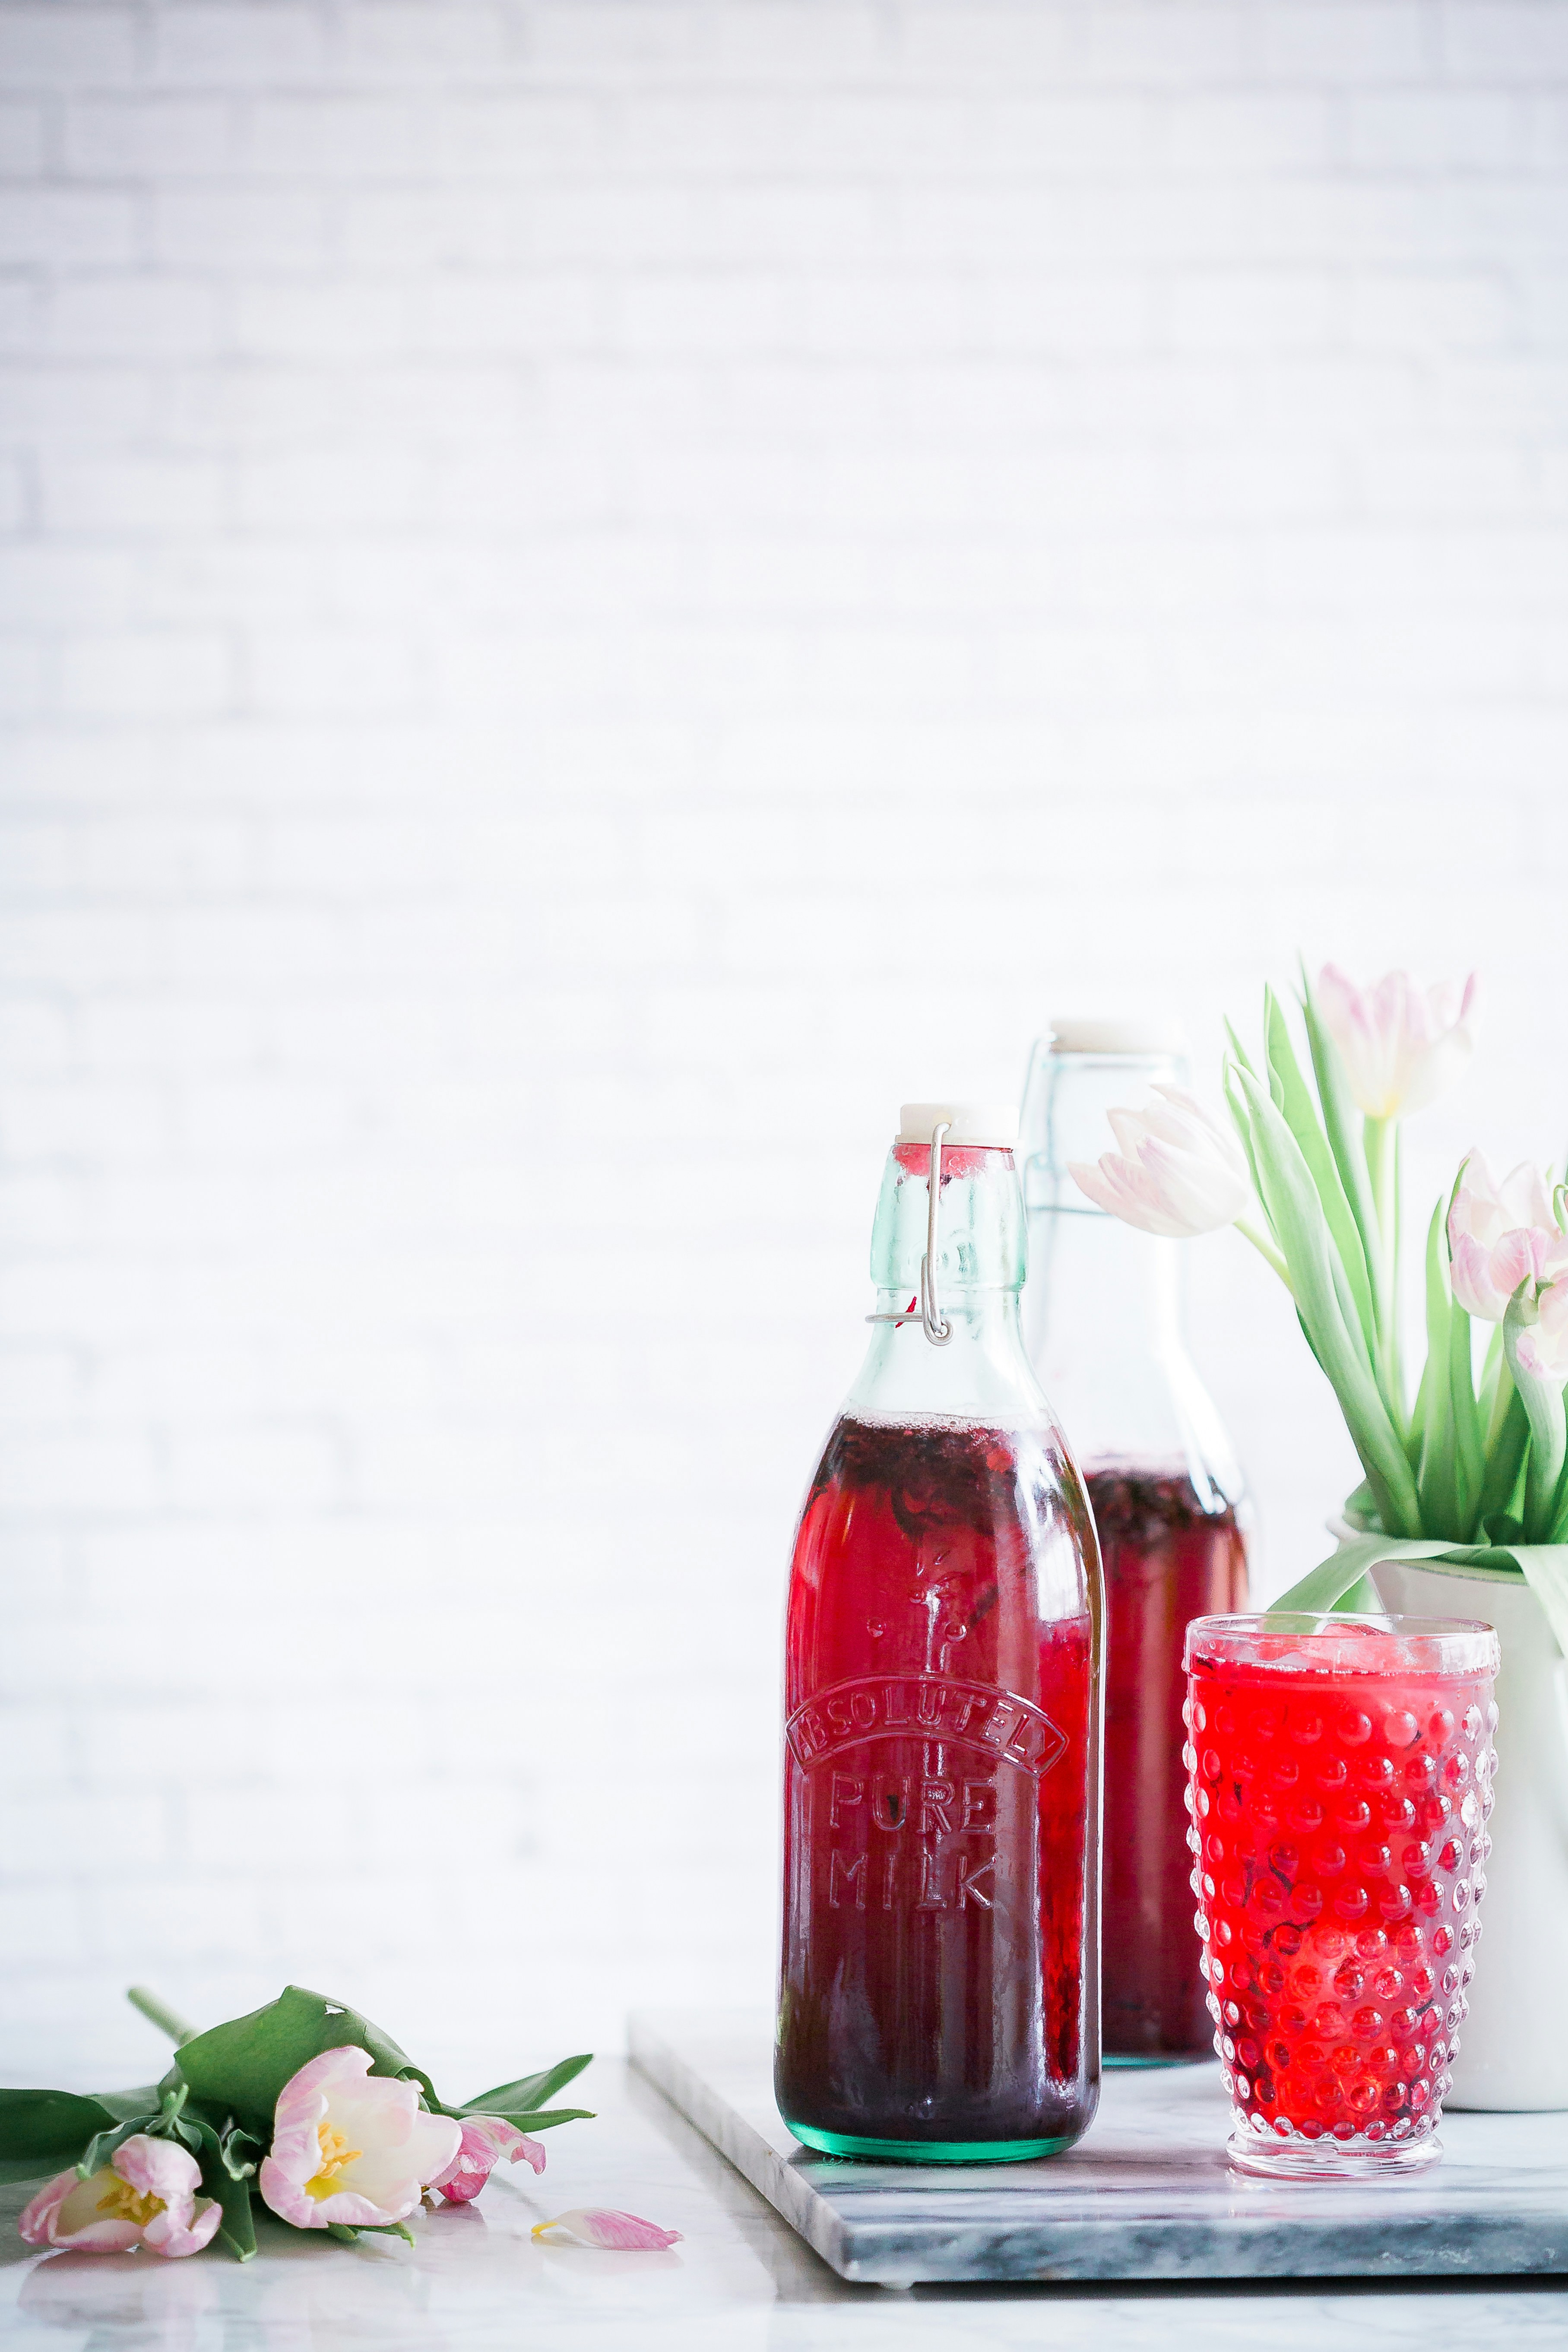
[1234,1067,1420,1537]
[1508,1545,1568,1651]
[1222,1062,1270,1232]
[1266,1533,1393,1615]
[1224,1019,1258,1083]
[1340,1477,1377,1528]
[1416,1200,1458,1538]
[1478,1318,1507,1424]
[1448,1291,1483,1534]
[1264,986,1377,1364]
[1503,1297,1568,1542]
[0,2087,161,2185]
[76,2114,167,2183]
[1276,1531,1568,1661]
[187,2117,258,2261]
[459,2054,593,2118]
[1273,1534,1505,1617]
[174,1986,418,2136]
[472,2104,595,2133]
[1436,1163,1484,1537]
[1300,966,1384,1306]
[1478,1373,1529,1529]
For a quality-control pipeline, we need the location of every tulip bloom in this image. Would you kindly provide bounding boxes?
[1316,965,1478,1120]
[19,2134,221,2258]
[1448,1154,1568,1323]
[430,2115,545,2205]
[258,2047,461,2232]
[1515,1278,1568,1382]
[532,2207,682,2250]
[1068,1085,1251,1238]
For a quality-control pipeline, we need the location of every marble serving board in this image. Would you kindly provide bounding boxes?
[628,2010,1568,2289]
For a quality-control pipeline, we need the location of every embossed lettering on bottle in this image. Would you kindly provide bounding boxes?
[790,1673,1068,1916]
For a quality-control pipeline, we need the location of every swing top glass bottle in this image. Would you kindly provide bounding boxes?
[776,1103,1102,2161]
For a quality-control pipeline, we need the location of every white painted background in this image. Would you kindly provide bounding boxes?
[3,0,1568,2079]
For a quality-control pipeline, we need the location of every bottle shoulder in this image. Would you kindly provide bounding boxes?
[790,1411,1099,1585]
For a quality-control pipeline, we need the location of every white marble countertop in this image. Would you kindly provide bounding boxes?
[633,2012,1568,2286]
[1,2057,1565,2350]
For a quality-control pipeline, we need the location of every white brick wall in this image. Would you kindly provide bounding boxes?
[3,0,1568,2076]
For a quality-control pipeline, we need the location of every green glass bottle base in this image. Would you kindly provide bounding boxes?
[1103,2051,1211,2071]
[786,2121,1074,2165]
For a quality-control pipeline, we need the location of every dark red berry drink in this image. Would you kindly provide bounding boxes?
[1090,1468,1248,2058]
[1185,1613,1499,2179]
[779,1414,1098,2159]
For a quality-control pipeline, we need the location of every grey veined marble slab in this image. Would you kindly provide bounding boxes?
[628,2010,1568,2289]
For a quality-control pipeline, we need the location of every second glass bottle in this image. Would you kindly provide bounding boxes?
[1020,1024,1250,2065]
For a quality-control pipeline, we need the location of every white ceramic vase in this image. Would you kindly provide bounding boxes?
[1364,1551,1568,2111]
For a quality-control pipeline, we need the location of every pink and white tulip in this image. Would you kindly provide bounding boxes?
[1069,1085,1251,1238]
[1514,1277,1568,1382]
[430,2115,545,2205]
[532,2207,681,2250]
[258,2047,461,2232]
[1316,965,1478,1120]
[1448,1153,1568,1323]
[19,2133,221,2259]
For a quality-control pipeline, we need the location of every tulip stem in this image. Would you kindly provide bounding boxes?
[1363,1115,1405,1411]
[1237,1217,1294,1293]
[1365,1116,1399,1272]
[127,1985,197,2047]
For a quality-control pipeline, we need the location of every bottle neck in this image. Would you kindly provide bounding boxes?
[1026,1205,1184,1363]
[1016,1040,1242,1504]
[848,1138,1050,1427]
[1018,1042,1194,1448]
[849,1290,1049,1424]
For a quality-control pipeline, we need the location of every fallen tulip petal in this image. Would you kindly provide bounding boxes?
[431,2115,546,2203]
[532,2207,681,2250]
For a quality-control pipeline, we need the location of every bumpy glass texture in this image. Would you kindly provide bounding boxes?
[777,1414,1097,2157]
[1185,1617,1498,2178]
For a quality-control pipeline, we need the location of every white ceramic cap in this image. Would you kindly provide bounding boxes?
[898,1101,1018,1147]
[1048,1016,1187,1056]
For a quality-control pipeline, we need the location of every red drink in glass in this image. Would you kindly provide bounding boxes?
[777,1414,1097,2160]
[1090,1467,1248,2058]
[1185,1612,1500,2179]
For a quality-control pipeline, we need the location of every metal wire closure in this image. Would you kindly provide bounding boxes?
[919,1118,953,1344]
[866,1119,953,1346]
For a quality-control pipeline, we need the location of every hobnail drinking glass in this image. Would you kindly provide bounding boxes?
[1184,1612,1500,2181]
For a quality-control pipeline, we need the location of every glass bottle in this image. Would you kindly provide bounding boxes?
[1020,1023,1250,2065]
[776,1101,1102,2162]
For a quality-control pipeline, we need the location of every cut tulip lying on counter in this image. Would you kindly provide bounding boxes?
[0,1984,595,2262]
